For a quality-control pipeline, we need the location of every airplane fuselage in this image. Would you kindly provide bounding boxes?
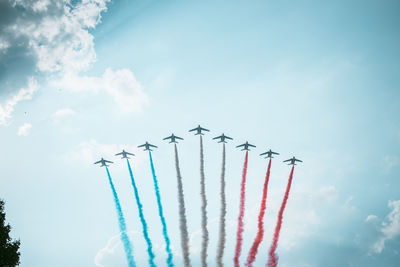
[195,129,204,135]
[189,125,209,135]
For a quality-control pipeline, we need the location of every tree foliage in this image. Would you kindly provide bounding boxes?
[0,199,20,266]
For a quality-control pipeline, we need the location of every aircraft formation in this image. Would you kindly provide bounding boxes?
[94,124,302,267]
[95,124,302,167]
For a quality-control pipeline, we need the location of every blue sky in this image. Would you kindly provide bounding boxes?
[0,0,399,266]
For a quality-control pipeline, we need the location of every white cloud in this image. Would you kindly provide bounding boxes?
[94,231,139,267]
[372,200,400,253]
[51,108,76,120]
[31,0,51,13]
[94,233,121,267]
[365,215,378,222]
[0,38,10,53]
[0,78,38,125]
[103,69,148,113]
[8,0,110,73]
[55,68,148,113]
[2,1,147,120]
[17,122,32,136]
[343,196,356,212]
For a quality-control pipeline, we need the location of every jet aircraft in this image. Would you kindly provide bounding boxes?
[115,150,135,159]
[213,133,233,143]
[236,141,256,151]
[94,158,113,167]
[283,157,303,165]
[138,142,158,151]
[260,149,279,158]
[163,134,184,143]
[189,125,210,135]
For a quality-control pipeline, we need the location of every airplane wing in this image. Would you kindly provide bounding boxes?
[105,160,113,163]
[283,159,291,162]
[295,159,303,162]
[115,152,123,156]
[149,144,158,148]
[236,144,245,148]
[189,127,198,132]
[226,136,233,140]
[163,136,172,140]
[213,135,222,140]
[176,136,184,140]
[138,144,146,148]
[200,127,209,132]
[260,152,267,156]
[272,151,279,155]
[94,160,102,164]
[249,144,256,147]
[126,152,135,156]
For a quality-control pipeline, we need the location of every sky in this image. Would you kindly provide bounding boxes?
[0,0,399,266]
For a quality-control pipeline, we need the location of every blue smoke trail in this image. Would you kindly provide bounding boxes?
[126,159,156,267]
[149,151,174,267]
[105,166,136,267]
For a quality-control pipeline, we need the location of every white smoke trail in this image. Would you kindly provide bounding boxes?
[216,143,226,267]
[200,135,209,267]
[174,144,191,267]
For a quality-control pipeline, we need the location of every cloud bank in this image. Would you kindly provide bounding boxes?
[0,0,147,125]
[372,200,400,253]
[0,0,109,75]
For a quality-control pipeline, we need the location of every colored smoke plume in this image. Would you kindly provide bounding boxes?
[105,167,136,267]
[246,158,272,267]
[267,165,295,267]
[126,159,156,267]
[149,151,174,267]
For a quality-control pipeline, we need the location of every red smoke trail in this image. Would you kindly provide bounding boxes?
[234,151,249,267]
[246,158,272,267]
[267,165,295,267]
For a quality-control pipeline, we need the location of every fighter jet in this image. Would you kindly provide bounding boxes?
[94,158,113,167]
[138,142,158,151]
[163,133,184,143]
[189,125,210,135]
[283,157,303,165]
[115,150,135,159]
[236,141,256,151]
[260,149,279,158]
[213,133,233,143]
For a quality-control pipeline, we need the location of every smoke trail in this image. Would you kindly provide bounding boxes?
[233,151,249,267]
[174,144,191,267]
[200,135,209,267]
[105,167,136,267]
[216,143,226,267]
[148,151,174,267]
[246,158,272,267]
[126,159,156,267]
[267,165,295,267]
